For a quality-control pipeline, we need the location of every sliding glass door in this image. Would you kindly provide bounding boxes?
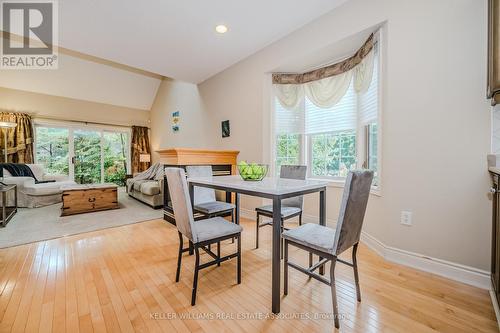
[35,123,131,186]
[73,129,102,184]
[35,127,70,176]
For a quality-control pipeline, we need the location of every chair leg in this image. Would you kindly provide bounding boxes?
[330,258,340,329]
[191,246,200,306]
[255,213,260,249]
[217,241,221,267]
[237,235,241,284]
[352,243,361,302]
[176,232,183,282]
[284,239,289,295]
[231,210,235,244]
[280,219,284,260]
[308,252,313,280]
[299,213,302,226]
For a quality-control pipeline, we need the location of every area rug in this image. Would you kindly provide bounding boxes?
[0,188,163,248]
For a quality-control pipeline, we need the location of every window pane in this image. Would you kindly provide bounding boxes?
[275,134,300,175]
[104,132,129,186]
[35,127,69,176]
[311,131,356,178]
[74,130,101,184]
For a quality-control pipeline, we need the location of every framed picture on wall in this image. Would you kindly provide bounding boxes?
[221,120,230,138]
[172,111,180,132]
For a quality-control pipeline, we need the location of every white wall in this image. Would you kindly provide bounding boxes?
[0,86,150,127]
[150,79,214,162]
[0,45,161,110]
[198,0,491,271]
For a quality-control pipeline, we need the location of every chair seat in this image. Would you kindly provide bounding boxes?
[255,205,302,218]
[282,223,336,254]
[194,201,235,215]
[194,217,242,243]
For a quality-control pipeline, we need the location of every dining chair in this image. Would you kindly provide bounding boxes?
[186,166,236,220]
[165,167,242,306]
[254,165,307,252]
[282,170,373,329]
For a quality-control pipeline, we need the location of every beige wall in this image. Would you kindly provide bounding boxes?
[198,0,491,271]
[0,86,150,127]
[150,78,214,162]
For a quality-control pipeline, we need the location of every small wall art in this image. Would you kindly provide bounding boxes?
[172,111,180,132]
[221,120,230,138]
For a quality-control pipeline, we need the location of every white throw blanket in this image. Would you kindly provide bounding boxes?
[127,163,164,192]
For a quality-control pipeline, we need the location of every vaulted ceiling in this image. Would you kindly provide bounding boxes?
[58,0,348,83]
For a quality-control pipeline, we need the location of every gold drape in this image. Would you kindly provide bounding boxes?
[272,33,374,84]
[131,125,151,174]
[0,112,34,163]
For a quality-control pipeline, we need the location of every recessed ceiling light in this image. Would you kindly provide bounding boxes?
[215,25,228,34]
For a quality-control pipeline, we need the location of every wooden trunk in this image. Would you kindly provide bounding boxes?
[61,186,119,216]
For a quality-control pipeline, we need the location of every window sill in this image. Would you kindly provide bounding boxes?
[308,177,382,197]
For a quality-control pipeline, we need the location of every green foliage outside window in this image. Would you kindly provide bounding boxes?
[311,131,356,178]
[35,127,129,186]
[275,134,300,174]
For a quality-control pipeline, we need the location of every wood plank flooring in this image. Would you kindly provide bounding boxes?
[0,217,497,332]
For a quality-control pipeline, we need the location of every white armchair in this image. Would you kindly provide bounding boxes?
[2,164,76,208]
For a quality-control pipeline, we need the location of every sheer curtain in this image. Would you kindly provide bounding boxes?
[273,44,376,135]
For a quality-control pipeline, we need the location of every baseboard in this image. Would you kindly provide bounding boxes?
[240,209,491,290]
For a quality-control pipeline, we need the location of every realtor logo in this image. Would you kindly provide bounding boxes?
[1,0,58,69]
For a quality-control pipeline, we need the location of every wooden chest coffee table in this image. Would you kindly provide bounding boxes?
[61,183,119,216]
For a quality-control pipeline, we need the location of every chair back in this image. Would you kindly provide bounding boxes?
[333,170,373,255]
[165,167,198,242]
[186,166,216,204]
[280,165,307,208]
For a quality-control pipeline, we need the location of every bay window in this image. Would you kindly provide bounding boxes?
[273,36,380,187]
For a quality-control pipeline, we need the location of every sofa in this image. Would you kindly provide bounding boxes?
[2,164,76,208]
[126,178,164,208]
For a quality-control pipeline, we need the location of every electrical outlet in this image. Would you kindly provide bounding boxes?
[401,211,412,226]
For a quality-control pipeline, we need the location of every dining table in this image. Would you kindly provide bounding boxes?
[187,175,328,314]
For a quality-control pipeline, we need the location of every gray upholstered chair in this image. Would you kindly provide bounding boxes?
[165,167,242,306]
[186,166,236,220]
[282,170,373,329]
[255,165,307,251]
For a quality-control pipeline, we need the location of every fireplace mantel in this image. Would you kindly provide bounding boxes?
[156,148,239,166]
[157,147,240,225]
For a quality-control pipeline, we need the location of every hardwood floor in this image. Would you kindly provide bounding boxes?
[0,217,497,332]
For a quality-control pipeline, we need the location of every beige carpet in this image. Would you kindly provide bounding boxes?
[0,188,163,248]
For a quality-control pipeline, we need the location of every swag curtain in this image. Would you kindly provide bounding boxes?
[0,112,34,163]
[131,125,151,174]
[273,33,376,111]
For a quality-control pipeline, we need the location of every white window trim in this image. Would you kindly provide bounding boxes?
[268,29,384,196]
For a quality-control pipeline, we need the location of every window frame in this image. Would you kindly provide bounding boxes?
[34,119,132,184]
[270,34,383,194]
[306,130,358,181]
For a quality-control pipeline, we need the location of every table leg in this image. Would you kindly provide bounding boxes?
[188,183,194,255]
[319,189,326,275]
[234,193,240,225]
[2,192,5,227]
[272,196,281,313]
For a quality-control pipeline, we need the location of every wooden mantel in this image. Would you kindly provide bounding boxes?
[156,148,239,166]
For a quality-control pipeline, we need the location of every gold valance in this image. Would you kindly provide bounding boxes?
[272,33,374,85]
